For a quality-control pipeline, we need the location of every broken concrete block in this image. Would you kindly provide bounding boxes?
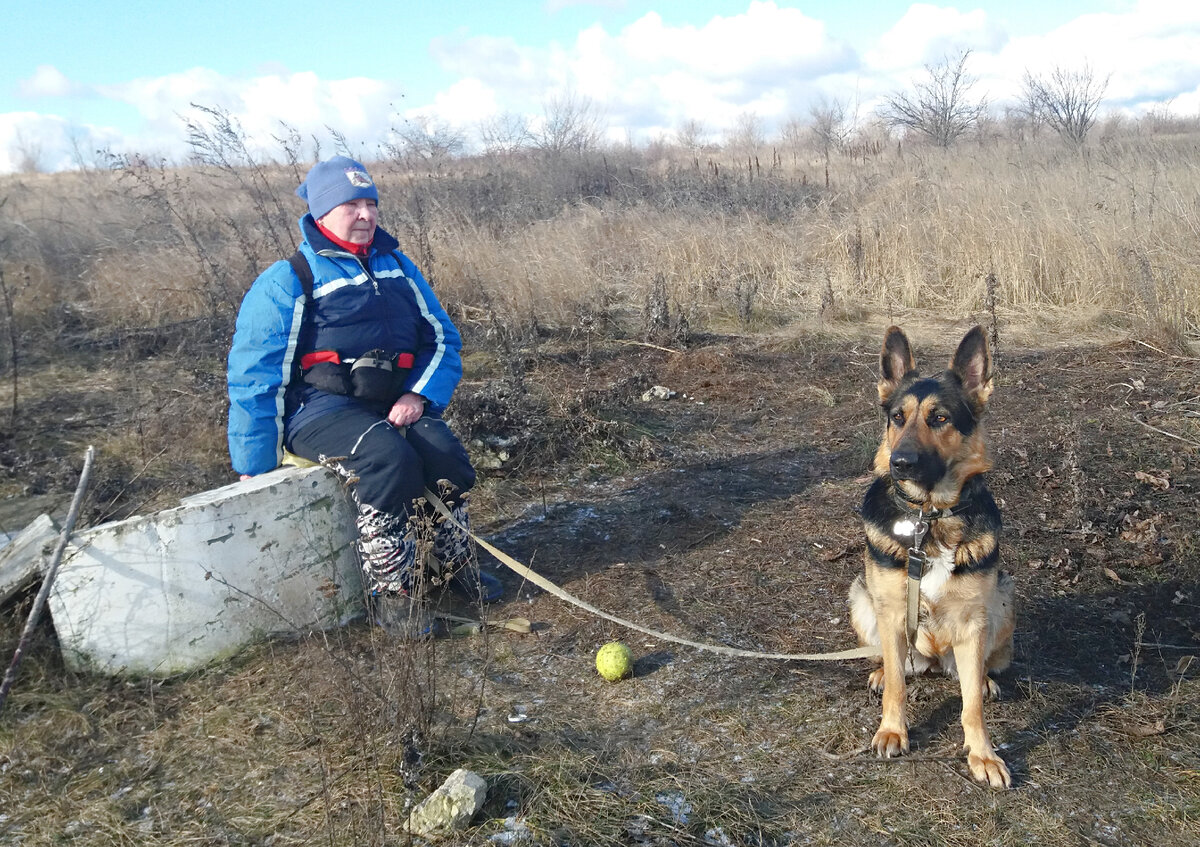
[405,768,487,836]
[48,466,362,676]
[0,513,58,607]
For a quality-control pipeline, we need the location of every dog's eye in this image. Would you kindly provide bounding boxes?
[930,412,949,426]
[890,411,905,425]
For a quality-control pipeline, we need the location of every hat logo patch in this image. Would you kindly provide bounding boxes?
[344,169,373,188]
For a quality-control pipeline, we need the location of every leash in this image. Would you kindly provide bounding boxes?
[891,505,958,644]
[424,489,880,662]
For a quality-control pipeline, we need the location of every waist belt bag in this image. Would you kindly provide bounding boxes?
[350,349,414,405]
[300,351,352,395]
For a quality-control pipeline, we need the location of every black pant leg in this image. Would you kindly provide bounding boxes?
[405,415,476,502]
[287,405,426,517]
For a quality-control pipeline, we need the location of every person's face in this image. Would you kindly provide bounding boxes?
[319,197,378,245]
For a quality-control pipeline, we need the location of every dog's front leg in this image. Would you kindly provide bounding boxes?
[953,627,1011,788]
[869,568,909,758]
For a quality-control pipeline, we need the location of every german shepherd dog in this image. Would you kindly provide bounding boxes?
[849,325,1015,789]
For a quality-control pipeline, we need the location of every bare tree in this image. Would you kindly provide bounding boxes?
[880,50,988,147]
[778,116,807,152]
[10,128,44,174]
[65,124,100,172]
[1021,63,1109,146]
[674,118,707,153]
[534,92,606,156]
[1001,103,1044,143]
[386,115,466,165]
[809,94,852,158]
[478,111,531,155]
[725,111,765,152]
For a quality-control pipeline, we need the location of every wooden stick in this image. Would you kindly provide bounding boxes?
[0,445,95,711]
[615,339,682,355]
[1133,413,1200,449]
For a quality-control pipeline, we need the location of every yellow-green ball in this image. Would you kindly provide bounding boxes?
[595,641,634,681]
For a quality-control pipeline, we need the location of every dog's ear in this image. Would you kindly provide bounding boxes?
[950,325,994,411]
[878,325,915,405]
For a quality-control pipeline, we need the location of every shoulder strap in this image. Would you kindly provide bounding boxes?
[286,251,315,381]
[287,250,314,301]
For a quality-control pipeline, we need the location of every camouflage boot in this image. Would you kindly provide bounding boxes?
[356,503,432,638]
[356,502,419,595]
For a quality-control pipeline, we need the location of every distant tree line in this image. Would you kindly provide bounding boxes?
[2,53,1128,175]
[381,51,1115,170]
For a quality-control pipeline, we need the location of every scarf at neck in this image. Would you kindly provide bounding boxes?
[315,220,372,256]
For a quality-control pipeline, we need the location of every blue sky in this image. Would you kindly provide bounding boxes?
[3,0,1194,172]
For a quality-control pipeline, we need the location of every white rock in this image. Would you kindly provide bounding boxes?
[405,768,488,836]
[641,385,676,402]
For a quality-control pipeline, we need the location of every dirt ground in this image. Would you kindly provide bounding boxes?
[0,320,1197,846]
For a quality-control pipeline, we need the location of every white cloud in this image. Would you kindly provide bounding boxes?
[428,1,857,144]
[84,70,407,162]
[422,78,499,127]
[1014,0,1200,106]
[622,3,853,81]
[5,0,1200,174]
[958,0,1200,110]
[867,3,1007,72]
[17,65,84,99]
[0,112,121,172]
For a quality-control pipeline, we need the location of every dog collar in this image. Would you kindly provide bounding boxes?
[892,505,955,539]
[891,501,969,579]
[890,487,972,534]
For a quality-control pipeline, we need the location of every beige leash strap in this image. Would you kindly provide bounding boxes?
[424,490,880,662]
[897,509,938,647]
[906,575,922,645]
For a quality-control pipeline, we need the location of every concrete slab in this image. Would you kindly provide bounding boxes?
[48,466,363,677]
[0,513,59,606]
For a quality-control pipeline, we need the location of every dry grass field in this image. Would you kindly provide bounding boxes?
[0,124,1197,844]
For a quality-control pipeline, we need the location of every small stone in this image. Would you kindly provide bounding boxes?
[641,385,676,402]
[405,768,488,836]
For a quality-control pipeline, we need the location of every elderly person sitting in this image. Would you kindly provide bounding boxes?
[227,155,500,636]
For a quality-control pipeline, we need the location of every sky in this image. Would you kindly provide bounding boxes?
[3,0,1198,173]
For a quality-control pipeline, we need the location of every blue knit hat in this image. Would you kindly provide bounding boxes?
[296,156,378,220]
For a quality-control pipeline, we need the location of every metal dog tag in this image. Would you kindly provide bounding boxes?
[893,519,917,537]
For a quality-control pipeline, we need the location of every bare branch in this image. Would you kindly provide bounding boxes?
[1022,63,1109,146]
[809,95,853,157]
[535,92,606,156]
[478,112,531,155]
[880,50,988,147]
[384,114,466,166]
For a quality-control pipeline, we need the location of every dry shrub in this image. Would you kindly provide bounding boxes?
[421,136,1200,347]
[4,126,1200,355]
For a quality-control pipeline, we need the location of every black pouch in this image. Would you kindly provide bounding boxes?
[303,360,352,395]
[350,350,406,405]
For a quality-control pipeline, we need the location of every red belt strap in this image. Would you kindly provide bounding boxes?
[300,350,341,370]
[300,351,413,370]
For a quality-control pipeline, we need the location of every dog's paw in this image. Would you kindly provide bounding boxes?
[983,676,1002,702]
[867,667,886,694]
[967,749,1012,789]
[871,726,909,758]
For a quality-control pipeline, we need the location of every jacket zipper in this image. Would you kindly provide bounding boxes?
[356,257,381,294]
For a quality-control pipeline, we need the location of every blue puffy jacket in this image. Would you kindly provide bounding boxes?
[227,216,463,476]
